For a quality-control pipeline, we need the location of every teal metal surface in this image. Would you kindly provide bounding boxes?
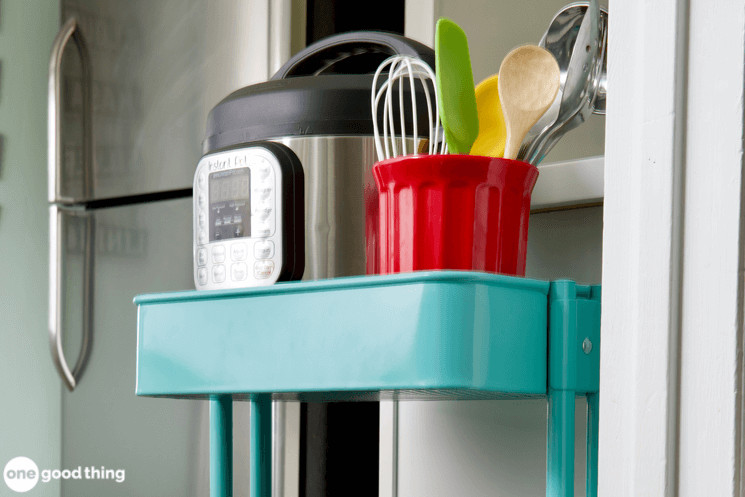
[250,396,272,497]
[135,271,602,497]
[547,389,575,497]
[546,280,601,497]
[210,396,232,497]
[586,393,599,497]
[548,281,601,393]
[135,271,550,398]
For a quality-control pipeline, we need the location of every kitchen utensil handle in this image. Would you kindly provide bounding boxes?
[48,18,94,392]
[48,17,93,204]
[529,116,582,166]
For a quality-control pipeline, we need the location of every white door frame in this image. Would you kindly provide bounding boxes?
[600,0,745,495]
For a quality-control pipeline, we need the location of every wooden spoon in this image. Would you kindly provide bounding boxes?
[498,45,560,160]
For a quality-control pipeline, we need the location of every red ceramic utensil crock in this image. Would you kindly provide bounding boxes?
[366,154,539,276]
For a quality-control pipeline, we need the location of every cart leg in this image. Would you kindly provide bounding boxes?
[250,395,272,497]
[586,393,599,497]
[547,389,575,497]
[211,395,233,497]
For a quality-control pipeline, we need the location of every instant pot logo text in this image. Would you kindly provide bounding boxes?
[207,152,253,171]
[3,457,125,493]
[209,157,232,171]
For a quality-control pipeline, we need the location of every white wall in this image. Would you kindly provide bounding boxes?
[0,1,62,496]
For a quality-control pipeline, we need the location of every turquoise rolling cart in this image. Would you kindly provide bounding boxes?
[134,271,601,497]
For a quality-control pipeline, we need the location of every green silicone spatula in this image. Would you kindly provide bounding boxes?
[435,18,479,155]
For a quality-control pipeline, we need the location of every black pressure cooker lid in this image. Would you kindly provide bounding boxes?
[204,31,436,153]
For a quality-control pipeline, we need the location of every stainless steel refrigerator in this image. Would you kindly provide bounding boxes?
[48,2,269,494]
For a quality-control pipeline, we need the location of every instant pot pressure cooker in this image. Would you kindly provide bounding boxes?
[203,31,435,280]
[200,31,437,497]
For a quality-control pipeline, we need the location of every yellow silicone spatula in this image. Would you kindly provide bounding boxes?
[498,45,560,160]
[469,75,506,157]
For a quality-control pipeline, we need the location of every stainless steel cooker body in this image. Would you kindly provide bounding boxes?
[272,135,420,280]
[275,135,377,279]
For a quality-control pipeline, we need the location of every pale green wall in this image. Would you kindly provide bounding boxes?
[0,1,61,495]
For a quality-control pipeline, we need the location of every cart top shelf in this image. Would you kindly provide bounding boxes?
[135,271,600,401]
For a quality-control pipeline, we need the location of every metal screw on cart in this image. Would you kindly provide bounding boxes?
[583,338,593,354]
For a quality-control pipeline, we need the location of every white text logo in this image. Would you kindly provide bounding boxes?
[3,457,126,493]
[3,457,39,493]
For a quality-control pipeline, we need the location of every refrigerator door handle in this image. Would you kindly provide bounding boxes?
[48,17,93,205]
[49,206,95,391]
[48,18,94,391]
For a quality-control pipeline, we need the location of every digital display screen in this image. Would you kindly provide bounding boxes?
[210,169,250,202]
[209,169,251,241]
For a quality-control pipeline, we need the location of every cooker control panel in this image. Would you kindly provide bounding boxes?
[193,143,304,290]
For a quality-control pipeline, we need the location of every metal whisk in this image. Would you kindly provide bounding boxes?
[371,55,447,162]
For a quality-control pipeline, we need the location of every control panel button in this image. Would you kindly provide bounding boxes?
[197,248,208,267]
[258,165,271,180]
[198,231,208,245]
[213,264,226,283]
[257,187,272,200]
[198,172,207,187]
[197,267,208,285]
[198,212,207,227]
[231,243,247,261]
[254,240,275,259]
[212,245,226,263]
[254,223,271,238]
[255,205,272,221]
[198,193,207,207]
[231,262,248,281]
[254,260,275,279]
